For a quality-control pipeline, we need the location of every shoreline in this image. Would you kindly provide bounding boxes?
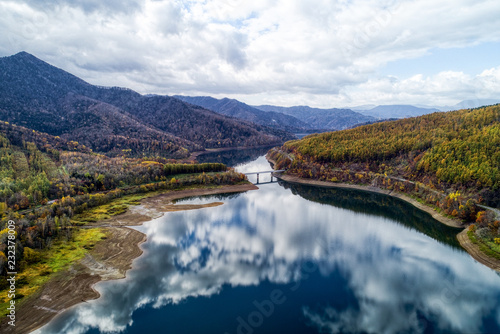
[274,173,500,273]
[4,183,258,334]
[267,153,500,272]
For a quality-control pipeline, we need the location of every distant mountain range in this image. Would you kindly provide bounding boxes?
[3,52,496,159]
[176,96,377,132]
[0,52,293,158]
[351,100,500,119]
[174,96,311,133]
[174,95,500,133]
[357,105,440,119]
[438,99,500,111]
[254,105,375,130]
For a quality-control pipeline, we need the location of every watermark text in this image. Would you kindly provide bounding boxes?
[6,220,17,327]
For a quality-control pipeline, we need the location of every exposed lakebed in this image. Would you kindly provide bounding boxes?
[35,154,500,334]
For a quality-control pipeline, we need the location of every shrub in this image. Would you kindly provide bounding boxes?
[23,247,42,264]
[475,227,491,239]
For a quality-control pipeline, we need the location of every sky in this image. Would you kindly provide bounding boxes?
[1,0,500,108]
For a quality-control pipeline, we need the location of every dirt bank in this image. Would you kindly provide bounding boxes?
[3,183,257,333]
[457,230,500,272]
[3,227,146,334]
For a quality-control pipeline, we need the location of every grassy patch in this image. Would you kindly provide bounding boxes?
[484,239,500,256]
[467,230,500,260]
[72,195,144,224]
[72,174,232,225]
[0,228,106,318]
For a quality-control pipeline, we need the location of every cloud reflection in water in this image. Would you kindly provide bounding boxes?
[35,183,500,334]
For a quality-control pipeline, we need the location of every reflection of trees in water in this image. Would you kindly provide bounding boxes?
[282,181,462,249]
[196,146,274,167]
[174,191,244,204]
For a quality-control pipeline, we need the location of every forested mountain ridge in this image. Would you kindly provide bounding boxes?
[0,120,236,210]
[98,93,294,148]
[52,93,201,157]
[175,95,311,133]
[0,118,247,288]
[276,104,500,196]
[269,104,500,261]
[256,104,375,130]
[0,52,292,157]
[0,120,92,155]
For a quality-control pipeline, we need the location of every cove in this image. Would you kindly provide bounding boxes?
[35,153,500,334]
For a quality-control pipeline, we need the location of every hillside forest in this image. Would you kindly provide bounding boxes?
[269,104,500,259]
[0,121,246,280]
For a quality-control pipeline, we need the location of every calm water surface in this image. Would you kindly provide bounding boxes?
[36,153,500,334]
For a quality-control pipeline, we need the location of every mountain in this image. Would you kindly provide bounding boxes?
[0,120,92,156]
[255,105,375,130]
[175,96,310,133]
[358,105,440,119]
[439,99,500,111]
[349,104,377,111]
[270,103,500,205]
[354,100,500,118]
[0,52,292,158]
[90,90,294,148]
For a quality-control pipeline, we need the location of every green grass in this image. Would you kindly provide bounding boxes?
[72,188,174,224]
[484,239,500,256]
[0,228,106,318]
[72,195,142,224]
[467,230,500,260]
[71,178,240,225]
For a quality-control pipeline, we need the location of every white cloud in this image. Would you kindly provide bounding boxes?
[1,0,499,107]
[339,67,500,106]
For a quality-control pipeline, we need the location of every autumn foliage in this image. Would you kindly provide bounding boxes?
[270,104,500,248]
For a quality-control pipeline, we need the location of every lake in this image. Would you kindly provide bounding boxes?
[35,153,500,334]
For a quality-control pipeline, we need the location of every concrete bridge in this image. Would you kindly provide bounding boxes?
[244,170,286,184]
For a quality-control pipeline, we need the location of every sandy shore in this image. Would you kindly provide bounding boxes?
[274,173,500,273]
[3,183,257,334]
